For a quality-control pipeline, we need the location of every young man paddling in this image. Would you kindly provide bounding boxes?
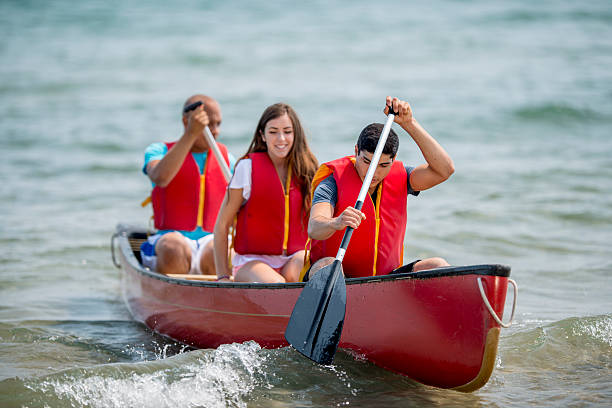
[141,94,235,276]
[303,96,454,280]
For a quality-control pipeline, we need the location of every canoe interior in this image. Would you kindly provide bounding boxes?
[127,230,147,265]
[115,224,511,287]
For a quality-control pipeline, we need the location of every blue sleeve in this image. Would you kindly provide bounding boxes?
[228,151,237,173]
[312,175,338,208]
[143,142,167,175]
[405,165,420,196]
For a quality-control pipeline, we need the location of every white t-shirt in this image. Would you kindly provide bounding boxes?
[228,158,253,201]
[229,158,294,268]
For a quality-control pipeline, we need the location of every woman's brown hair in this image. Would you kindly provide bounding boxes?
[243,103,318,217]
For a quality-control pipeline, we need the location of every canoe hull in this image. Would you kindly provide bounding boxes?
[115,225,512,391]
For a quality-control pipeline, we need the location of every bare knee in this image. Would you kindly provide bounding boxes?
[234,261,286,283]
[199,239,216,275]
[157,232,185,252]
[413,257,450,272]
[156,233,190,274]
[234,261,285,283]
[305,257,335,280]
[281,251,306,283]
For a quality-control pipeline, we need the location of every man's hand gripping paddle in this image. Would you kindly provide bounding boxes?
[183,100,231,182]
[284,104,398,364]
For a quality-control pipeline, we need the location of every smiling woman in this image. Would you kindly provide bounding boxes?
[212,103,318,283]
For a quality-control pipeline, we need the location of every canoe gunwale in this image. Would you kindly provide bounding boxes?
[115,223,511,289]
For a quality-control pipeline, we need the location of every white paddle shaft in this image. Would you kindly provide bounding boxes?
[355,113,395,204]
[334,111,396,262]
[203,126,232,182]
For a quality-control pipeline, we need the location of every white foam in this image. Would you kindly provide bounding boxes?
[35,341,268,408]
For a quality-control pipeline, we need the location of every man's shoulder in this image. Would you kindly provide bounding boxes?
[323,155,355,169]
[144,142,168,156]
[312,175,338,206]
[402,164,420,196]
[143,142,169,175]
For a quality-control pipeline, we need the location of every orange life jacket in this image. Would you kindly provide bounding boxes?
[309,156,407,277]
[234,152,308,255]
[151,142,230,232]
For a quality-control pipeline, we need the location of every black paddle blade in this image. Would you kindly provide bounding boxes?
[285,261,347,365]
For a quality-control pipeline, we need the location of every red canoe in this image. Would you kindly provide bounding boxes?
[112,224,517,392]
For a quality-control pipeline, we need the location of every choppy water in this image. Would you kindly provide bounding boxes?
[1,1,611,406]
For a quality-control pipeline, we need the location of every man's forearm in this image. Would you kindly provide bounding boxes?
[148,134,194,187]
[402,119,454,179]
[308,215,338,240]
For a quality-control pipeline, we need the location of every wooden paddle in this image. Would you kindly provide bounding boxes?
[183,100,232,182]
[285,105,398,365]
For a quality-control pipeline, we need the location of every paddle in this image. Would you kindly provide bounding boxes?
[184,100,232,182]
[285,104,398,365]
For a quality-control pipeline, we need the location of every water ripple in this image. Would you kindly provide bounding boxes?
[514,103,608,123]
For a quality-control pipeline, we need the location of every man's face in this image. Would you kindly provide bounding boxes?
[203,100,222,139]
[354,146,394,189]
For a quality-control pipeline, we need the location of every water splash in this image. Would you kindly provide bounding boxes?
[23,341,268,408]
[498,314,612,371]
[570,315,612,348]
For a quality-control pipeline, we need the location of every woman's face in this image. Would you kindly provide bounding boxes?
[262,113,294,162]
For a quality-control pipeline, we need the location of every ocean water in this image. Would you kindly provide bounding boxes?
[1,0,611,407]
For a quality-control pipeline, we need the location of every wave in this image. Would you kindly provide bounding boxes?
[1,136,38,149]
[2,317,609,407]
[499,314,612,369]
[181,53,225,66]
[24,162,139,179]
[477,7,612,24]
[83,163,139,174]
[1,341,268,408]
[482,314,612,405]
[566,10,612,23]
[70,141,129,153]
[1,340,440,408]
[542,209,612,225]
[514,103,607,124]
[0,319,188,359]
[487,10,555,23]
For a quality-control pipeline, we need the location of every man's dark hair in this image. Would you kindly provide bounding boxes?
[356,123,399,158]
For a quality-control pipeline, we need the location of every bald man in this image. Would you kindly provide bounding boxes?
[141,95,236,276]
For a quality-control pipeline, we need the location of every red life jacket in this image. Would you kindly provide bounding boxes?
[309,156,408,277]
[234,152,308,256]
[151,142,230,232]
